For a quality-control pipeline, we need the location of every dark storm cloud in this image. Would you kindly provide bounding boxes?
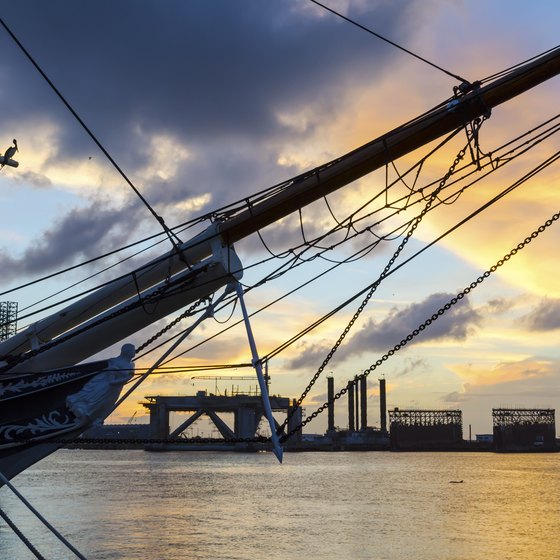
[0,1,422,277]
[284,293,480,371]
[0,200,139,281]
[522,298,560,331]
[2,0,418,170]
[348,292,481,353]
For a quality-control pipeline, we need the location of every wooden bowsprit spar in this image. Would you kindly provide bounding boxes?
[0,47,558,373]
[2,47,560,372]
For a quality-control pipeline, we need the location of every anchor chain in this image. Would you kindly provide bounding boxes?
[31,435,269,446]
[0,264,208,370]
[279,210,560,442]
[280,135,473,431]
[135,295,210,354]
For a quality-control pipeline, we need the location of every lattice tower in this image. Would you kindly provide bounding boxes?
[0,301,17,341]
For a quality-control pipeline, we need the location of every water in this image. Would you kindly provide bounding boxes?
[1,450,559,560]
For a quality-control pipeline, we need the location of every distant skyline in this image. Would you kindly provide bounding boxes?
[1,1,560,437]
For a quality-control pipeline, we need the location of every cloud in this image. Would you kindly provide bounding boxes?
[0,1,428,274]
[441,356,559,419]
[15,171,52,189]
[3,1,417,159]
[348,292,481,353]
[0,199,140,282]
[450,356,556,388]
[392,357,430,378]
[285,340,335,370]
[484,297,515,315]
[522,298,560,331]
[283,293,481,373]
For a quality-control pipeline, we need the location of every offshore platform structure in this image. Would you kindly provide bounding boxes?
[389,409,463,450]
[142,380,302,452]
[492,408,556,451]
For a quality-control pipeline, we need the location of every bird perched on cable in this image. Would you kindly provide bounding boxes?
[1,139,18,168]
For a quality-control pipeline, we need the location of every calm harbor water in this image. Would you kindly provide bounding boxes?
[1,450,559,560]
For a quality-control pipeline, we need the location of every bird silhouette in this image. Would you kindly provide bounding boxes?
[1,139,18,169]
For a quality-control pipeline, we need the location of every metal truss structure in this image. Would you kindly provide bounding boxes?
[492,408,555,427]
[389,409,462,427]
[0,301,17,342]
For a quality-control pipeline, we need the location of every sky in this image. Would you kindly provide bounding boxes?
[0,0,559,438]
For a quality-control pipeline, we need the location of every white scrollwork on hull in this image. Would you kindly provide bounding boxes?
[0,410,77,441]
[0,371,86,398]
[0,344,135,446]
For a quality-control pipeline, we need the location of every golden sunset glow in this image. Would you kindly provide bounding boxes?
[0,1,558,438]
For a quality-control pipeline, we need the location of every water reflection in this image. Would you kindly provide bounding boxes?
[1,451,559,559]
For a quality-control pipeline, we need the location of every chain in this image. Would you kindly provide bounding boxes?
[279,139,470,430]
[23,436,269,446]
[136,296,210,354]
[0,266,208,370]
[279,211,560,443]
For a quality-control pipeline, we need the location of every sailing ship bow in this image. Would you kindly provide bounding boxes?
[0,47,558,481]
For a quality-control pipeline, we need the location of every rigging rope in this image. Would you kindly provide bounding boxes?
[308,0,469,84]
[292,143,560,336]
[279,133,473,429]
[0,508,46,560]
[479,44,560,85]
[280,209,560,441]
[31,193,560,444]
[0,471,87,560]
[7,112,557,372]
[141,127,559,367]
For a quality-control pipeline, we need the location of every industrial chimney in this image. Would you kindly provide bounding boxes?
[327,376,335,432]
[379,377,387,434]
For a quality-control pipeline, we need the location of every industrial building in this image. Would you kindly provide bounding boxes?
[74,375,557,454]
[492,408,556,452]
[388,409,463,450]
[314,375,390,450]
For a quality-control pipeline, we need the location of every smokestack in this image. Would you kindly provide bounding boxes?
[348,380,355,431]
[327,376,335,432]
[354,375,359,430]
[360,376,367,430]
[379,378,387,433]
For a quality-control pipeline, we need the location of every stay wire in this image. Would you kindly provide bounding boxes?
[145,114,560,360]
[61,142,560,368]
[134,123,560,369]
[277,150,559,434]
[280,139,472,428]
[140,143,555,370]
[10,113,559,329]
[285,209,560,440]
[16,143,553,376]
[480,44,560,84]
[0,16,182,250]
[308,0,469,84]
[0,508,46,560]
